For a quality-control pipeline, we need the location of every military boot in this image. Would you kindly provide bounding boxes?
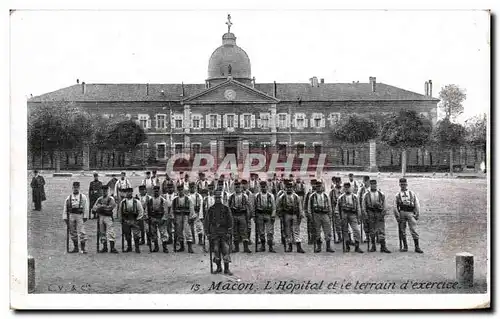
[414,239,423,254]
[80,241,87,254]
[135,241,141,253]
[99,241,108,253]
[198,234,204,246]
[153,240,160,252]
[296,242,305,253]
[326,241,335,253]
[162,241,169,253]
[166,236,173,245]
[268,241,277,253]
[258,240,266,252]
[335,232,342,244]
[370,235,376,252]
[243,241,252,253]
[354,241,364,253]
[215,261,223,274]
[109,241,119,253]
[314,240,322,253]
[345,240,351,252]
[232,240,240,253]
[187,242,194,253]
[224,262,233,276]
[380,239,391,253]
[287,243,293,253]
[400,237,408,252]
[126,239,132,252]
[178,241,185,252]
[70,240,79,253]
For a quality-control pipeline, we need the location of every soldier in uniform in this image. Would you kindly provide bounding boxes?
[362,180,390,253]
[136,185,151,245]
[226,172,236,194]
[248,173,260,194]
[348,173,360,194]
[270,174,278,198]
[254,181,277,252]
[196,172,210,197]
[216,180,230,205]
[141,171,156,196]
[161,174,172,195]
[304,179,317,245]
[88,172,103,219]
[106,174,118,197]
[308,181,335,253]
[357,175,372,244]
[188,182,204,246]
[119,187,144,253]
[277,181,306,253]
[172,184,196,253]
[241,179,255,245]
[63,182,90,253]
[204,190,234,275]
[92,185,118,253]
[394,178,423,253]
[294,176,306,210]
[329,177,344,243]
[30,170,46,211]
[152,170,160,186]
[163,181,177,244]
[228,181,252,253]
[114,171,131,207]
[336,182,364,253]
[148,185,169,253]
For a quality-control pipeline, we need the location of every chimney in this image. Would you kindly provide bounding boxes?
[146,83,149,96]
[369,76,376,92]
[81,82,86,94]
[273,81,277,98]
[424,81,429,96]
[252,76,256,88]
[310,76,319,87]
[76,79,79,84]
[428,80,433,97]
[320,78,325,84]
[181,82,185,97]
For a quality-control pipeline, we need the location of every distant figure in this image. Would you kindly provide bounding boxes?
[480,161,486,173]
[106,174,118,197]
[30,170,46,211]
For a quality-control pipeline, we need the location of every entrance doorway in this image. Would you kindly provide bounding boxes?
[223,137,239,161]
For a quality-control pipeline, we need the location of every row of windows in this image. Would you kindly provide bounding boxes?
[109,112,343,130]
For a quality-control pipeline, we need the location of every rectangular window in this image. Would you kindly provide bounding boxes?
[261,114,269,129]
[138,114,150,129]
[192,143,201,157]
[227,114,235,128]
[296,144,305,155]
[174,144,183,154]
[210,115,217,128]
[278,114,287,128]
[175,119,183,129]
[156,115,166,129]
[193,119,200,128]
[297,118,305,129]
[314,118,321,128]
[329,113,340,126]
[314,145,322,156]
[278,144,287,156]
[157,144,166,159]
[244,114,251,128]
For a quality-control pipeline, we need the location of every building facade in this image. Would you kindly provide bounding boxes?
[27,19,484,172]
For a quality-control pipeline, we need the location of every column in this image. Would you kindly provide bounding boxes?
[218,140,225,169]
[210,140,217,172]
[184,104,191,134]
[184,135,191,157]
[369,139,378,172]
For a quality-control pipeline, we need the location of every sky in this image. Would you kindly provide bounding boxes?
[11,10,490,121]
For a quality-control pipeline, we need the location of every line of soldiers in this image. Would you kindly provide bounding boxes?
[64,171,423,258]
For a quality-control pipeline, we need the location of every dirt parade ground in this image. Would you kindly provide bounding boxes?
[27,173,488,294]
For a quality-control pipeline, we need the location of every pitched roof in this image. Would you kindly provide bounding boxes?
[28,81,439,102]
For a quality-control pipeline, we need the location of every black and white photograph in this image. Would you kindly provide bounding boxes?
[10,6,490,310]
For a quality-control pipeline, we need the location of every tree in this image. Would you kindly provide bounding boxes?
[28,102,94,171]
[380,110,432,175]
[438,84,467,120]
[433,119,466,175]
[465,113,487,151]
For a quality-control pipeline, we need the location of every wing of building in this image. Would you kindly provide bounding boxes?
[27,17,483,173]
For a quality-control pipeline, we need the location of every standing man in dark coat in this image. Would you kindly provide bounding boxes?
[88,172,103,219]
[204,189,234,275]
[30,170,46,211]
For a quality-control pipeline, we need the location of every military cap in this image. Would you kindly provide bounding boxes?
[93,172,98,177]
[121,171,126,174]
[285,180,293,187]
[138,185,146,190]
[177,184,184,189]
[332,176,336,181]
[146,171,151,175]
[370,180,377,184]
[125,187,134,192]
[259,181,267,187]
[399,178,407,183]
[72,181,80,187]
[34,170,39,174]
[348,173,354,177]
[189,181,196,187]
[152,170,157,174]
[179,171,184,175]
[241,179,248,184]
[217,180,224,185]
[363,175,371,181]
[289,174,294,177]
[311,179,317,184]
[166,181,174,187]
[234,181,241,186]
[101,185,109,190]
[343,182,351,188]
[315,180,323,185]
[199,172,205,176]
[153,185,161,190]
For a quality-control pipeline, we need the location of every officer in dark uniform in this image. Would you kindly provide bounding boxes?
[304,179,317,245]
[88,172,103,219]
[204,189,234,275]
[228,181,252,253]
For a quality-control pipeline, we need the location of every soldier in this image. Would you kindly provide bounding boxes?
[394,178,423,254]
[216,180,230,205]
[336,182,364,253]
[228,181,252,253]
[106,174,118,197]
[277,181,306,253]
[304,179,317,245]
[161,174,172,195]
[141,171,156,196]
[172,184,196,253]
[137,185,152,246]
[294,176,306,210]
[241,179,255,245]
[248,173,260,194]
[188,182,204,246]
[254,181,277,252]
[204,190,234,275]
[308,181,335,253]
[119,187,144,253]
[163,181,177,244]
[88,172,103,220]
[92,185,118,253]
[270,174,278,198]
[329,177,344,243]
[30,170,46,211]
[196,172,210,197]
[114,171,131,206]
[148,185,170,253]
[226,172,236,193]
[357,175,372,243]
[203,182,216,251]
[62,182,90,254]
[348,173,360,194]
[362,180,390,253]
[152,170,161,186]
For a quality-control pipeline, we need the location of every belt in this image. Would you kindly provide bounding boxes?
[256,209,272,215]
[232,210,247,215]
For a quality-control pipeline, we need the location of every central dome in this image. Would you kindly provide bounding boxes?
[207,32,252,85]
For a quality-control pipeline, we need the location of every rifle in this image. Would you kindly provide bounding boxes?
[311,210,316,252]
[96,215,100,252]
[254,215,258,252]
[66,219,70,253]
[148,218,153,253]
[339,208,346,253]
[359,215,364,250]
[280,214,285,248]
[173,217,178,253]
[208,209,213,273]
[398,218,403,251]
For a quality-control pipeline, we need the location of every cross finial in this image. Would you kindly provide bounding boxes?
[225,14,233,33]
